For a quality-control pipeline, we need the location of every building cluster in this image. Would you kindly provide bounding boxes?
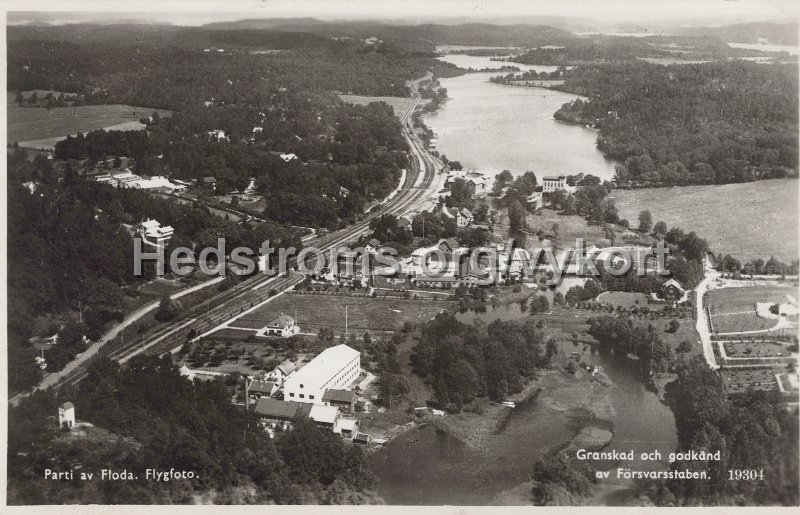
[94,171,187,193]
[442,169,488,196]
[131,219,174,248]
[247,344,369,441]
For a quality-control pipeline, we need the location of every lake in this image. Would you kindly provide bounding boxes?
[424,54,618,182]
[370,301,678,505]
[727,42,799,56]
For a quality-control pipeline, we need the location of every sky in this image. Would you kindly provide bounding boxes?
[4,0,799,28]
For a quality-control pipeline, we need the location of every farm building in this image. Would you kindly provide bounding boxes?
[58,402,75,430]
[264,314,299,337]
[661,279,685,302]
[283,344,361,405]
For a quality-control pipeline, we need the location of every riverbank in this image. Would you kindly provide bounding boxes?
[425,363,615,451]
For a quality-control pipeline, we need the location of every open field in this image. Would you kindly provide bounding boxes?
[610,180,799,262]
[8,104,172,149]
[524,210,615,250]
[707,285,797,333]
[339,94,427,118]
[707,285,796,313]
[236,293,454,334]
[596,291,663,310]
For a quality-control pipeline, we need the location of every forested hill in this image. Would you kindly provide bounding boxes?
[552,61,799,186]
[8,356,381,504]
[674,21,799,46]
[7,25,461,104]
[202,19,578,50]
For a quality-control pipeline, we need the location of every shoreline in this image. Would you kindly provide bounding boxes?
[417,364,616,452]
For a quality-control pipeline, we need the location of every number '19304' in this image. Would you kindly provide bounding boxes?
[728,469,764,480]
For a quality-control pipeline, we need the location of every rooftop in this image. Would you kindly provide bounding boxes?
[322,389,357,404]
[254,398,305,419]
[309,404,340,425]
[269,314,294,329]
[290,344,360,390]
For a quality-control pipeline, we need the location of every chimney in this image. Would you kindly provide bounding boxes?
[244,375,250,411]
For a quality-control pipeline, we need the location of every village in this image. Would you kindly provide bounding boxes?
[42,157,798,450]
[30,141,798,448]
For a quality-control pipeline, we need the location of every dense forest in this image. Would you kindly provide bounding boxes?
[655,357,799,506]
[6,151,303,392]
[7,355,378,504]
[410,313,557,410]
[500,34,766,65]
[552,61,798,186]
[8,25,464,226]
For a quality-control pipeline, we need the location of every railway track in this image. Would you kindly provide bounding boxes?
[37,73,440,394]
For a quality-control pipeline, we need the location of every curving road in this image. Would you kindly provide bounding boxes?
[11,72,441,401]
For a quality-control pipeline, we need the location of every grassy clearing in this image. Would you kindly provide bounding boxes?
[8,104,172,149]
[596,291,661,310]
[610,180,799,262]
[706,285,796,333]
[707,285,795,313]
[524,210,612,250]
[240,293,454,334]
[338,94,426,118]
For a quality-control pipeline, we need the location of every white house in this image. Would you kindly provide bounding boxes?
[542,176,574,193]
[136,219,174,247]
[283,344,361,405]
[267,359,297,384]
[279,153,299,162]
[456,208,473,227]
[58,402,75,429]
[264,314,299,338]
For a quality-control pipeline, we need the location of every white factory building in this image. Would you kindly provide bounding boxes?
[283,344,361,405]
[541,175,575,193]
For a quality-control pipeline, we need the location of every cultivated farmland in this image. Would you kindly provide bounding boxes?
[610,179,799,262]
[8,104,172,150]
[706,285,798,334]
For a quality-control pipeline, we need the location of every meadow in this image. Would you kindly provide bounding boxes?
[8,104,172,149]
[611,179,799,262]
[232,293,454,334]
[339,94,426,119]
[706,285,796,333]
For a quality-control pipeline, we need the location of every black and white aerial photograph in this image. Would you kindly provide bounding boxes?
[3,0,799,508]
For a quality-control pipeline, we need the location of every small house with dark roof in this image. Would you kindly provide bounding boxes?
[248,379,278,399]
[264,314,298,338]
[322,389,357,412]
[661,279,685,302]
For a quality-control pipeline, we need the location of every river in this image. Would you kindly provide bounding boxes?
[368,51,675,505]
[369,301,678,505]
[423,53,619,182]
